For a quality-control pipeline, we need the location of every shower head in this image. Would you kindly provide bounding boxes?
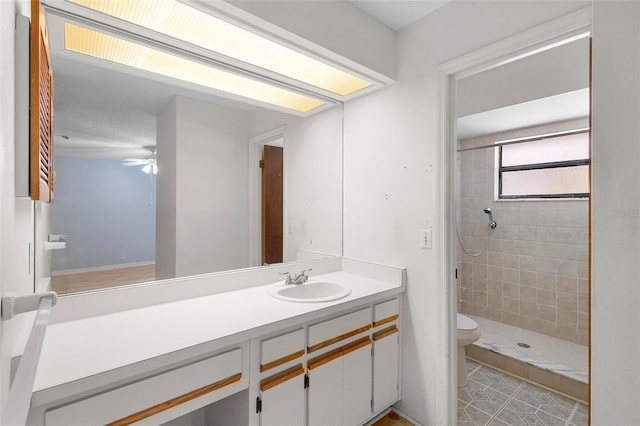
[483,207,497,229]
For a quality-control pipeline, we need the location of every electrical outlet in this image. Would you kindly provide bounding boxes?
[420,229,432,249]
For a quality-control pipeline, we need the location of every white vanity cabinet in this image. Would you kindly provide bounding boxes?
[307,307,373,426]
[372,299,401,413]
[42,346,247,426]
[256,329,306,426]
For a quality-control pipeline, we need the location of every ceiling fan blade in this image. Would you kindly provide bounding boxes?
[121,159,147,166]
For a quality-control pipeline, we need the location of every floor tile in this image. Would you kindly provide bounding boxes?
[458,361,588,426]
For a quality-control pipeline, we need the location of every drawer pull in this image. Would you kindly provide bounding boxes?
[260,364,305,392]
[373,314,399,328]
[308,337,371,370]
[106,373,242,426]
[307,325,371,353]
[373,325,398,341]
[260,350,305,372]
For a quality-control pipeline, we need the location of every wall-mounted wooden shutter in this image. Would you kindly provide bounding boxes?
[30,0,54,202]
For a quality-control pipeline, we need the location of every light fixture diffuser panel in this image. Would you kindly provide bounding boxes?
[64,23,325,113]
[67,0,373,96]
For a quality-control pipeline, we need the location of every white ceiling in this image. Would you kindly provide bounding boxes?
[348,0,450,31]
[457,89,590,140]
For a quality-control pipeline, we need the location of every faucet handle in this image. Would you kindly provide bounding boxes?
[279,271,293,284]
[301,268,312,276]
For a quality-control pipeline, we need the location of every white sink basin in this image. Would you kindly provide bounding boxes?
[269,281,351,303]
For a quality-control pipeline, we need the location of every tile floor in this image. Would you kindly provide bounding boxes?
[459,360,588,426]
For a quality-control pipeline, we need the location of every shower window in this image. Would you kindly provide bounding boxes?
[497,130,590,199]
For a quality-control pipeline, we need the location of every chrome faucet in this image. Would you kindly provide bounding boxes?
[280,268,312,285]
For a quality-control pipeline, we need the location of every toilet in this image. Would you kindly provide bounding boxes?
[457,313,480,387]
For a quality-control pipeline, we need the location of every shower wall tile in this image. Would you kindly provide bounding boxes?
[459,121,589,346]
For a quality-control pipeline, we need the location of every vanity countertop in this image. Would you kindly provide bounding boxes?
[33,270,403,403]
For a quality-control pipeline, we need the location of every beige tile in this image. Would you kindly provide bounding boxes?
[502,283,519,298]
[519,315,537,332]
[519,226,537,241]
[557,310,578,328]
[473,290,488,306]
[538,210,557,226]
[557,292,578,310]
[503,296,520,314]
[536,226,556,243]
[536,319,558,337]
[520,285,537,303]
[503,311,519,327]
[487,280,502,296]
[461,301,473,314]
[503,225,520,240]
[557,275,578,294]
[461,287,473,302]
[577,329,589,346]
[537,257,558,274]
[520,255,537,272]
[472,303,488,317]
[502,268,520,284]
[555,243,577,260]
[537,289,557,306]
[578,279,589,296]
[528,366,555,388]
[554,374,589,402]
[556,325,578,343]
[520,241,539,256]
[538,305,557,322]
[472,263,487,279]
[488,266,502,282]
[537,242,558,258]
[578,312,589,330]
[537,273,557,290]
[577,261,589,279]
[578,295,589,313]
[472,278,488,292]
[503,254,520,269]
[488,293,502,309]
[505,358,530,378]
[520,211,539,226]
[487,252,502,267]
[471,251,487,265]
[520,300,537,317]
[557,260,578,277]
[503,239,520,254]
[487,308,502,322]
[520,270,537,286]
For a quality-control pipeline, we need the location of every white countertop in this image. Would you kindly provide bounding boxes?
[33,271,402,402]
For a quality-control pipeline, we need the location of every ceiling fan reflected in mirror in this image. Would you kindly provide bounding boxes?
[121,157,157,174]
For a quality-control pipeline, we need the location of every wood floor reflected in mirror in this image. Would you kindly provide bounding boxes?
[51,264,156,295]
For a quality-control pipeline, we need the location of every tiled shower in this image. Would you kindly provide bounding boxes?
[456,119,589,347]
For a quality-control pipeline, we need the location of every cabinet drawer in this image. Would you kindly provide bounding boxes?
[308,307,371,352]
[46,348,243,426]
[373,299,399,327]
[260,328,305,372]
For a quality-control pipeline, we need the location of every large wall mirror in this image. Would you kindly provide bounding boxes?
[45,7,344,295]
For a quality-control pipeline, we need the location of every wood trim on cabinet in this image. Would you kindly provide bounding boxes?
[105,373,242,426]
[373,325,398,341]
[307,337,371,370]
[260,350,305,372]
[30,0,54,202]
[373,314,399,328]
[260,364,305,392]
[307,324,372,353]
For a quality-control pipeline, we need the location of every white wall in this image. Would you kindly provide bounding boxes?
[591,1,640,423]
[343,1,590,424]
[157,96,250,278]
[248,105,343,261]
[457,37,590,117]
[0,0,44,422]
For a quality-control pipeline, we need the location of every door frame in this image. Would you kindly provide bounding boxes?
[435,8,592,424]
[249,126,287,266]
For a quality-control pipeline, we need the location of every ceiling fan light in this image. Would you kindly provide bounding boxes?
[64,23,326,113]
[141,164,152,174]
[67,0,373,96]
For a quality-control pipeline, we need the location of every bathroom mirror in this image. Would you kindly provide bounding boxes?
[46,15,344,295]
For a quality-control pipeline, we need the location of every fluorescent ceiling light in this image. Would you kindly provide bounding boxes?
[67,0,373,96]
[64,23,325,113]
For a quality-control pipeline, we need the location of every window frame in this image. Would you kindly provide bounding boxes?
[496,130,590,200]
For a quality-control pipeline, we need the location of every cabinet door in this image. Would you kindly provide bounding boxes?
[373,327,400,413]
[260,367,305,426]
[307,357,342,426]
[342,342,372,426]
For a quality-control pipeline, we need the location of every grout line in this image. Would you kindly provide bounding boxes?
[484,382,525,425]
[565,401,580,426]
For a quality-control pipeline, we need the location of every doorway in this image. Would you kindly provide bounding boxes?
[261,144,284,264]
